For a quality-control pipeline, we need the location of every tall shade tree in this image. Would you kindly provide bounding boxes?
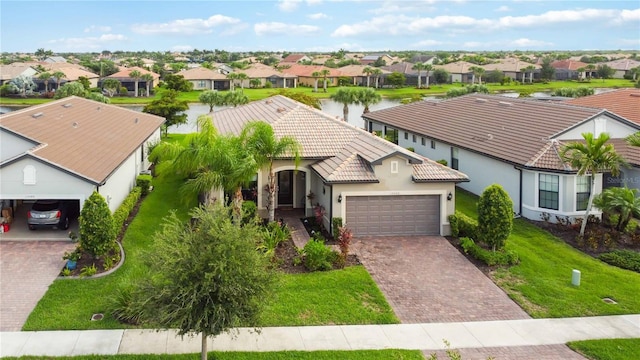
[320,69,331,93]
[143,90,188,136]
[560,132,628,236]
[357,87,382,114]
[411,63,427,88]
[37,71,52,92]
[199,90,226,112]
[52,71,66,90]
[362,66,373,87]
[243,121,301,222]
[129,70,142,97]
[330,87,360,122]
[311,71,320,92]
[141,73,154,97]
[133,204,275,360]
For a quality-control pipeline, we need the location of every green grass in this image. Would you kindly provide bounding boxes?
[568,338,640,360]
[1,349,425,360]
[23,134,397,330]
[455,188,640,318]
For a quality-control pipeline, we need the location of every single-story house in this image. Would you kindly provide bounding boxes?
[551,60,590,80]
[360,53,394,66]
[101,67,160,95]
[178,67,230,91]
[280,64,342,88]
[362,93,640,223]
[0,64,38,86]
[280,54,312,64]
[433,61,477,83]
[242,63,298,88]
[601,59,640,79]
[0,96,164,217]
[381,62,429,87]
[481,58,540,82]
[212,95,469,236]
[337,64,390,87]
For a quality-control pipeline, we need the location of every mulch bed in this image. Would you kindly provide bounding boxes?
[274,238,361,274]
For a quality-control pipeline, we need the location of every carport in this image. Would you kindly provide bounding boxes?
[0,199,80,241]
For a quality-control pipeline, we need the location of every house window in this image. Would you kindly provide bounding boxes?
[198,80,206,88]
[404,132,409,140]
[23,165,36,185]
[412,134,416,143]
[431,140,436,149]
[391,161,398,174]
[451,147,459,170]
[421,137,426,146]
[576,176,591,211]
[539,174,559,210]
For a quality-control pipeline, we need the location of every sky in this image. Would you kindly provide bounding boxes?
[1,0,639,53]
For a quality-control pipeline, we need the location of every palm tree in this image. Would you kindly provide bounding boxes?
[226,72,239,91]
[585,64,596,80]
[311,71,320,92]
[38,71,51,92]
[250,78,262,88]
[423,64,433,88]
[525,65,536,83]
[357,87,381,114]
[52,71,66,90]
[243,121,301,222]
[411,63,426,89]
[362,66,373,87]
[236,73,248,92]
[223,90,249,107]
[626,131,640,147]
[371,68,383,89]
[199,90,226,112]
[330,87,360,122]
[520,67,527,83]
[593,187,640,231]
[141,73,154,97]
[469,66,485,85]
[129,70,142,97]
[560,132,628,237]
[576,67,586,80]
[320,69,331,93]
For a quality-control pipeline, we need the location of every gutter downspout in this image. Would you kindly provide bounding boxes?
[517,167,523,217]
[328,184,333,235]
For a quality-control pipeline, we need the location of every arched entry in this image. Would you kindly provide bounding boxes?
[272,166,309,210]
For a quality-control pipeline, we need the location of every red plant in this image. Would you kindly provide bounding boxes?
[313,204,325,226]
[337,226,353,258]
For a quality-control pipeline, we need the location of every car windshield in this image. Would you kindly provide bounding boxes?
[32,201,60,212]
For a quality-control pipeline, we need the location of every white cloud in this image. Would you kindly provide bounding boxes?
[132,15,241,35]
[308,12,328,19]
[369,0,437,15]
[497,9,617,28]
[617,8,640,22]
[332,15,413,37]
[254,22,320,36]
[99,34,126,41]
[412,39,446,47]
[408,15,493,31]
[509,38,553,47]
[495,6,510,12]
[306,0,323,5]
[84,25,111,33]
[47,34,127,50]
[278,0,301,12]
[171,45,194,52]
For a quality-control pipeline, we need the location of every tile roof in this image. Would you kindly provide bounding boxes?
[279,64,343,77]
[337,64,388,76]
[281,54,309,63]
[433,61,478,74]
[178,67,227,80]
[525,139,571,171]
[243,63,297,78]
[603,59,640,71]
[45,66,99,81]
[381,62,418,75]
[212,95,468,183]
[0,97,164,184]
[108,66,160,80]
[362,94,623,170]
[482,58,540,72]
[565,89,640,124]
[551,60,588,71]
[0,64,37,81]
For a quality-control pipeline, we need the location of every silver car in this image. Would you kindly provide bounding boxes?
[27,200,79,230]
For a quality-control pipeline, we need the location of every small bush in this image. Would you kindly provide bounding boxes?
[303,238,338,271]
[80,264,98,277]
[242,201,258,224]
[436,159,448,166]
[337,226,353,259]
[79,192,116,258]
[136,175,152,196]
[449,211,478,239]
[259,221,290,258]
[599,250,640,273]
[460,237,519,266]
[332,217,343,239]
[112,187,142,234]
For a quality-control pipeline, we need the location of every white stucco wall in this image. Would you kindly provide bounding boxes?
[98,150,138,213]
[555,114,638,140]
[0,129,35,162]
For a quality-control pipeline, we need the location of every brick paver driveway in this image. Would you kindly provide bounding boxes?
[352,236,530,323]
[0,241,75,331]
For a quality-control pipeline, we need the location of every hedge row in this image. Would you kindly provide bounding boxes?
[460,237,520,266]
[599,250,640,273]
[113,186,142,234]
[449,211,478,239]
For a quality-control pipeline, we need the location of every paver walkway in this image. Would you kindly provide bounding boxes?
[0,241,75,331]
[352,236,530,323]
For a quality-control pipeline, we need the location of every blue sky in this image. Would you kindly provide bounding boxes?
[1,0,639,53]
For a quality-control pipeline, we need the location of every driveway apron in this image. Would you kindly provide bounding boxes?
[352,236,530,323]
[0,241,75,331]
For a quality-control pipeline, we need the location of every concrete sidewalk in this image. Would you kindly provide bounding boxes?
[1,315,638,357]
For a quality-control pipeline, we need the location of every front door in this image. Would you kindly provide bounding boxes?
[277,171,293,206]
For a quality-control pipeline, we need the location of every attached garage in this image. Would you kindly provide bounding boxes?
[345,194,441,236]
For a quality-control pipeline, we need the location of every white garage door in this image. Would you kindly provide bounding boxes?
[345,195,441,236]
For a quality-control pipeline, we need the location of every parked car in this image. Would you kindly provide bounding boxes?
[27,200,79,230]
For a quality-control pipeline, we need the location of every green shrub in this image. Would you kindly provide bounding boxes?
[436,159,448,166]
[406,147,415,152]
[112,187,141,235]
[242,201,258,224]
[460,237,519,266]
[477,184,513,250]
[259,221,290,258]
[136,174,152,196]
[449,211,478,238]
[332,217,343,239]
[599,250,640,273]
[79,192,116,258]
[303,238,338,271]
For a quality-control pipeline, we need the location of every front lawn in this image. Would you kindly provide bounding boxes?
[3,349,424,360]
[568,338,640,360]
[455,188,640,318]
[23,134,396,330]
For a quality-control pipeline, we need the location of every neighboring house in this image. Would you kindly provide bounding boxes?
[37,66,100,89]
[280,64,342,87]
[242,63,298,88]
[280,54,312,64]
[362,93,640,223]
[601,59,640,79]
[178,67,230,90]
[381,62,427,87]
[212,95,468,236]
[216,63,234,75]
[0,96,164,216]
[337,64,390,86]
[433,61,477,83]
[43,56,67,64]
[101,67,160,95]
[0,64,38,85]
[482,58,540,82]
[410,55,435,64]
[360,53,394,66]
[551,60,589,80]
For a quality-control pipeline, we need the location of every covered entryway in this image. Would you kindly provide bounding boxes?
[345,195,441,236]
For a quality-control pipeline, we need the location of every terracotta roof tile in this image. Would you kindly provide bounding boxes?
[413,156,471,182]
[178,67,227,80]
[565,89,640,124]
[0,97,164,183]
[525,140,571,171]
[280,64,342,77]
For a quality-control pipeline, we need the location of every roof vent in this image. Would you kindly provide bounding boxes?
[72,122,79,128]
[265,100,273,104]
[631,93,640,98]
[134,118,139,124]
[498,101,513,106]
[62,103,72,108]
[97,106,102,111]
[276,107,286,113]
[31,112,44,119]
[475,98,488,103]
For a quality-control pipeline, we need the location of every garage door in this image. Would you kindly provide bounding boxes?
[345,195,441,236]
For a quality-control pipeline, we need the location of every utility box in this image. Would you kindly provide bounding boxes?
[572,269,581,286]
